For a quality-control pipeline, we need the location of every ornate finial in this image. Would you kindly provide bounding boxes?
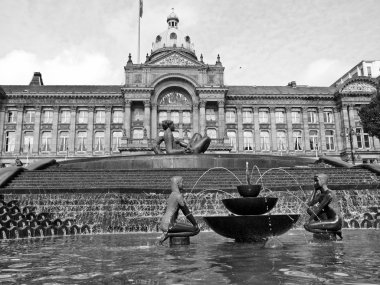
[127,53,132,64]
[217,54,220,62]
[146,53,149,62]
[200,54,204,63]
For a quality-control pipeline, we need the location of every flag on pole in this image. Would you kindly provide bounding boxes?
[139,0,143,18]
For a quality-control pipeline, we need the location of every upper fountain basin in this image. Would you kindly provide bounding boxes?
[222,197,278,215]
[237,184,262,197]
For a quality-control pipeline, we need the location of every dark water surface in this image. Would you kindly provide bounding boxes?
[0,230,379,284]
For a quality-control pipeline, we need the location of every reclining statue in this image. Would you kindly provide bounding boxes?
[304,173,343,239]
[159,176,200,244]
[152,120,211,154]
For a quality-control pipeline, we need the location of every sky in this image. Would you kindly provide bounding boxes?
[0,0,380,87]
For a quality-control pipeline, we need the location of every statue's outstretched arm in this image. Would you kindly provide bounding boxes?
[180,203,198,227]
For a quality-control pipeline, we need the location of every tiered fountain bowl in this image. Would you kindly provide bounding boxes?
[203,184,300,242]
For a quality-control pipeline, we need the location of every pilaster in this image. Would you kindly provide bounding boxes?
[318,107,326,152]
[33,106,42,154]
[253,107,260,151]
[105,106,112,154]
[0,107,5,154]
[50,106,59,154]
[347,105,358,149]
[87,107,94,154]
[68,106,76,155]
[217,100,225,139]
[151,102,157,138]
[237,106,243,152]
[143,101,151,139]
[193,102,199,134]
[333,109,343,151]
[269,108,277,151]
[199,101,206,134]
[14,105,24,154]
[124,100,131,138]
[286,107,293,151]
[302,108,310,151]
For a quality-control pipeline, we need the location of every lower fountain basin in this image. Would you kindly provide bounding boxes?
[203,214,300,242]
[222,197,278,215]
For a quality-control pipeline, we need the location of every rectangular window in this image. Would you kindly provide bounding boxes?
[159,112,167,123]
[323,110,334,123]
[42,110,53,124]
[7,111,17,123]
[182,111,191,124]
[171,111,179,124]
[206,109,216,121]
[23,132,34,153]
[112,110,123,123]
[259,109,269,123]
[275,109,285,123]
[307,109,318,123]
[206,129,217,139]
[24,110,35,124]
[242,109,253,124]
[133,129,144,139]
[225,110,236,123]
[133,108,144,122]
[95,110,105,124]
[260,131,270,151]
[5,131,16,152]
[77,110,88,124]
[291,110,301,124]
[367,66,372,77]
[60,110,71,124]
[325,130,335,150]
[293,131,303,150]
[77,131,87,151]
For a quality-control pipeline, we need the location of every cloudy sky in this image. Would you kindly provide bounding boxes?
[1,0,379,86]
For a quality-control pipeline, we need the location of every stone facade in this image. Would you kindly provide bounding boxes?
[0,12,380,166]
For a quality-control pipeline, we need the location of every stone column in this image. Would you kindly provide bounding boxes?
[341,105,350,149]
[253,107,260,151]
[302,108,310,151]
[124,100,131,138]
[32,106,42,154]
[347,105,358,149]
[217,100,225,139]
[192,102,199,134]
[87,107,94,154]
[199,101,206,135]
[50,106,59,154]
[318,107,326,152]
[333,108,343,151]
[286,107,293,151]
[269,107,277,151]
[68,106,76,155]
[14,105,24,154]
[143,100,151,139]
[179,110,183,137]
[237,106,243,152]
[105,106,112,154]
[0,107,6,154]
[151,103,157,139]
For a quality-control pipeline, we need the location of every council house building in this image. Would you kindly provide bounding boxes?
[1,11,379,166]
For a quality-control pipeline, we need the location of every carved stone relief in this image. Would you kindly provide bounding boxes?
[155,54,197,66]
[341,82,377,93]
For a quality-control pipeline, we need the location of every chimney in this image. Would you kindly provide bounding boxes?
[287,81,296,88]
[29,72,44,86]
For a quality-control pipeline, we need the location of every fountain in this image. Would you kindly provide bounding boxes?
[203,162,300,242]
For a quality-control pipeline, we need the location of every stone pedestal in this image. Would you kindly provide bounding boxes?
[169,236,190,246]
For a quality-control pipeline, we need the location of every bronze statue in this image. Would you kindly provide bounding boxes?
[153,120,211,154]
[304,174,343,239]
[159,176,200,244]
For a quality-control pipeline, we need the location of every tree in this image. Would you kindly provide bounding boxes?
[358,89,380,140]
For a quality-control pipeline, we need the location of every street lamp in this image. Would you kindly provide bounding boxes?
[341,127,359,165]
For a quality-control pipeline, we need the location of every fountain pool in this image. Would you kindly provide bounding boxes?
[0,230,379,284]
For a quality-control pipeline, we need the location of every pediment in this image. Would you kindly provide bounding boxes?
[341,81,377,94]
[150,52,201,67]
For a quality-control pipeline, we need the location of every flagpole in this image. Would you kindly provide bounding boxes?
[137,1,141,64]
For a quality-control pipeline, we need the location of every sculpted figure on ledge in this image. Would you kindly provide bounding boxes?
[152,120,211,154]
[304,174,343,239]
[159,176,200,244]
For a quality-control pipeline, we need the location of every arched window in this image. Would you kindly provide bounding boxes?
[260,131,270,151]
[309,130,318,150]
[227,131,237,151]
[170,32,177,40]
[185,36,191,43]
[293,131,303,150]
[276,131,286,151]
[41,132,52,151]
[94,132,105,151]
[77,131,87,152]
[243,131,253,151]
[325,130,335,150]
[58,132,69,152]
[112,131,123,151]
[23,132,34,153]
[156,35,162,43]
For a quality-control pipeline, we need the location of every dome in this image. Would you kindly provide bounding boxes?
[151,10,196,58]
